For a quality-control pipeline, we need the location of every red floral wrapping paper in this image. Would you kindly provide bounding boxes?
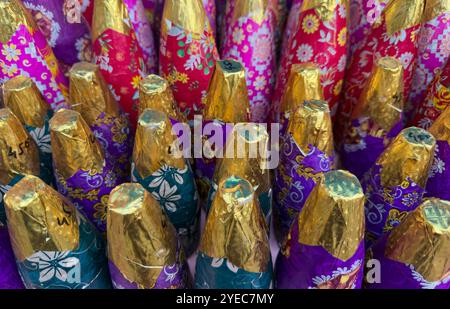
[79,0,94,25]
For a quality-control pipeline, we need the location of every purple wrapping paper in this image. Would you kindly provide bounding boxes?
[366,235,450,289]
[0,227,24,289]
[425,140,450,200]
[273,133,334,242]
[23,0,92,67]
[275,219,365,289]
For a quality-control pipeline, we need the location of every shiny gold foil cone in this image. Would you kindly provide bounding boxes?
[3,76,49,128]
[107,183,177,289]
[133,109,185,179]
[69,62,120,126]
[429,106,450,143]
[383,0,425,36]
[0,108,40,185]
[4,175,79,261]
[50,109,105,179]
[0,0,36,43]
[231,0,268,25]
[138,74,184,121]
[377,127,436,188]
[422,0,450,23]
[298,170,365,261]
[301,0,338,21]
[280,63,323,114]
[287,100,334,157]
[200,176,270,272]
[213,123,271,198]
[352,57,404,132]
[162,0,206,35]
[203,59,250,123]
[385,198,450,282]
[92,0,131,41]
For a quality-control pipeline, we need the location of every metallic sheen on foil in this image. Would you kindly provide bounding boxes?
[0,0,35,43]
[0,108,40,185]
[232,0,268,25]
[138,74,184,121]
[49,109,105,179]
[4,175,79,261]
[3,76,49,128]
[383,0,425,36]
[92,0,131,42]
[163,0,206,35]
[287,100,334,157]
[352,57,404,132]
[377,127,436,188]
[297,170,365,261]
[301,0,338,21]
[385,198,450,282]
[422,0,450,23]
[107,183,177,289]
[133,109,185,178]
[199,176,270,273]
[203,59,250,123]
[429,106,450,143]
[69,62,120,126]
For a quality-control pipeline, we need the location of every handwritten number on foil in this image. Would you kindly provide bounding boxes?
[7,138,31,158]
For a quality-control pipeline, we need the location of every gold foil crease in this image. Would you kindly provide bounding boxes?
[0,108,40,185]
[213,123,271,199]
[301,0,338,21]
[203,59,250,123]
[280,63,323,114]
[422,0,450,24]
[133,109,185,178]
[3,76,49,128]
[162,0,206,35]
[377,127,436,188]
[199,176,270,272]
[385,198,450,282]
[4,175,79,261]
[107,183,177,289]
[92,0,131,42]
[352,57,404,132]
[288,100,334,157]
[298,170,365,261]
[232,0,268,25]
[69,62,120,126]
[0,0,36,43]
[383,0,425,36]
[50,109,104,179]
[429,106,450,143]
[138,74,184,122]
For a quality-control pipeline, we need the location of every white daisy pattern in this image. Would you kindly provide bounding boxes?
[26,251,79,283]
[29,127,51,154]
[296,43,313,62]
[151,181,181,212]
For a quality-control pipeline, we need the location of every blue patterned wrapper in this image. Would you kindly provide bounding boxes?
[132,109,200,256]
[275,170,366,289]
[361,127,436,247]
[195,176,272,289]
[4,175,111,289]
[50,109,122,232]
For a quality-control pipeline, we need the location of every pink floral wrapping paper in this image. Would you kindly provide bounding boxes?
[221,0,278,123]
[79,0,94,25]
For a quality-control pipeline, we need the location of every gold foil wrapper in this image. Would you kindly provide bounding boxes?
[287,100,334,157]
[200,176,270,272]
[301,0,338,21]
[298,170,365,261]
[280,63,323,114]
[383,0,425,36]
[163,0,206,35]
[213,123,271,199]
[3,76,49,128]
[352,57,404,132]
[231,0,268,25]
[203,59,250,123]
[0,108,40,185]
[377,127,436,188]
[50,109,105,179]
[133,109,185,178]
[0,0,36,43]
[429,106,450,143]
[92,0,131,42]
[385,198,450,282]
[69,62,120,126]
[4,175,79,261]
[107,183,177,289]
[422,0,450,24]
[138,74,184,122]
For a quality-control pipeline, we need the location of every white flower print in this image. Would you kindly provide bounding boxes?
[429,157,445,177]
[383,29,406,45]
[29,127,51,154]
[399,52,414,69]
[151,181,181,212]
[337,54,347,72]
[296,44,313,62]
[149,165,186,188]
[210,258,239,273]
[410,264,450,289]
[27,251,79,283]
